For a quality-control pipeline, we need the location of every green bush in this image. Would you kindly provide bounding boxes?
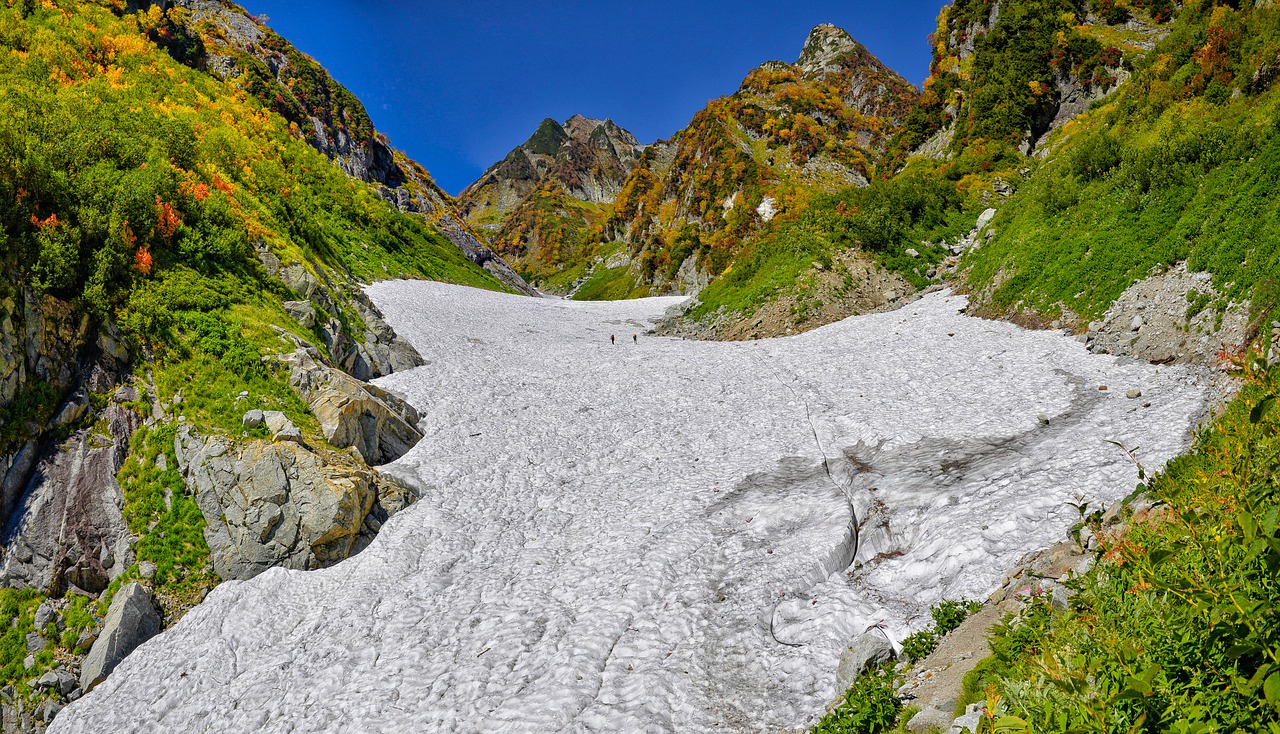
[813,663,902,734]
[931,599,984,636]
[901,628,939,663]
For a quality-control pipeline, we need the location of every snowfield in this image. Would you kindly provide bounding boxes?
[54,283,1210,733]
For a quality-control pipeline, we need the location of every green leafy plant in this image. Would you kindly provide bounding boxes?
[813,663,902,734]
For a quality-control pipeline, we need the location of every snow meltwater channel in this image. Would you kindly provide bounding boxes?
[54,283,1211,733]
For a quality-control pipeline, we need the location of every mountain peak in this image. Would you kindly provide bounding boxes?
[796,23,862,74]
[523,117,570,156]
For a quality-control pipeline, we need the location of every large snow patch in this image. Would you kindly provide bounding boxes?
[53,284,1210,733]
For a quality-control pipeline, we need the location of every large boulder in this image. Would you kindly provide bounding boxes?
[283,347,423,465]
[79,582,162,693]
[832,629,896,696]
[0,406,138,595]
[175,427,415,580]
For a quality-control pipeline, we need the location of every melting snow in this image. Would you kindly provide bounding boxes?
[53,283,1210,733]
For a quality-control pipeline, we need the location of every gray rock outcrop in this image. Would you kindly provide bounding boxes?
[0,406,138,595]
[272,262,427,381]
[1085,262,1249,365]
[79,582,162,693]
[283,347,423,465]
[175,426,418,581]
[832,629,896,697]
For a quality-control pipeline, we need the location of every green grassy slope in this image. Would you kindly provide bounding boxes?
[963,2,1280,324]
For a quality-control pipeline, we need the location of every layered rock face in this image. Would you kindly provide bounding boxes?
[1,404,138,597]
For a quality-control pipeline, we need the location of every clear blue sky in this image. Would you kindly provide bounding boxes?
[241,1,948,195]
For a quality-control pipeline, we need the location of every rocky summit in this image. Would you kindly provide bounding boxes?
[456,115,646,280]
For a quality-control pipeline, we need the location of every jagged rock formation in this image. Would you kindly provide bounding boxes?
[138,0,535,296]
[282,347,423,465]
[461,115,645,224]
[456,115,645,278]
[175,425,417,581]
[266,253,426,381]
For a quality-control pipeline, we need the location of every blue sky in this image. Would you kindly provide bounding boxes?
[241,2,948,195]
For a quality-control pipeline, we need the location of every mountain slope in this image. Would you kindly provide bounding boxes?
[0,1,524,723]
[595,24,919,296]
[457,115,645,279]
[145,0,536,295]
[459,24,919,297]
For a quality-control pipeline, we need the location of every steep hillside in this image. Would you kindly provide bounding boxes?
[961,0,1280,339]
[593,24,919,297]
[0,1,519,727]
[666,1,1191,340]
[139,0,535,295]
[456,115,645,281]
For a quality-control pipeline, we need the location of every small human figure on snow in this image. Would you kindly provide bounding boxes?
[632,334,637,343]
[610,334,615,345]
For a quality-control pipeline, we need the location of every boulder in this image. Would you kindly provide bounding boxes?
[242,409,264,429]
[79,582,162,693]
[282,300,316,329]
[832,630,896,696]
[262,411,303,444]
[175,426,416,580]
[33,600,56,630]
[283,348,422,465]
[907,707,955,733]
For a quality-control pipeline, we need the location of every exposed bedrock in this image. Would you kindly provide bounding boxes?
[282,347,423,465]
[0,405,138,596]
[270,258,427,381]
[175,426,420,581]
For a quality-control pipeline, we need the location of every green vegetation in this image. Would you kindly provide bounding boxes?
[0,588,97,699]
[958,352,1280,732]
[117,423,217,608]
[813,663,903,734]
[689,169,973,321]
[0,0,503,329]
[901,598,985,664]
[965,1,1280,322]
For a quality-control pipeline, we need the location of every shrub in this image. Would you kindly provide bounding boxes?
[812,663,902,734]
[901,628,939,663]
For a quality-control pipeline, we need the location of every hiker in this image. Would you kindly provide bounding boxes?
[632,334,637,343]
[611,334,615,345]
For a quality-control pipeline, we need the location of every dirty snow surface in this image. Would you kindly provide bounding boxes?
[55,283,1210,734]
